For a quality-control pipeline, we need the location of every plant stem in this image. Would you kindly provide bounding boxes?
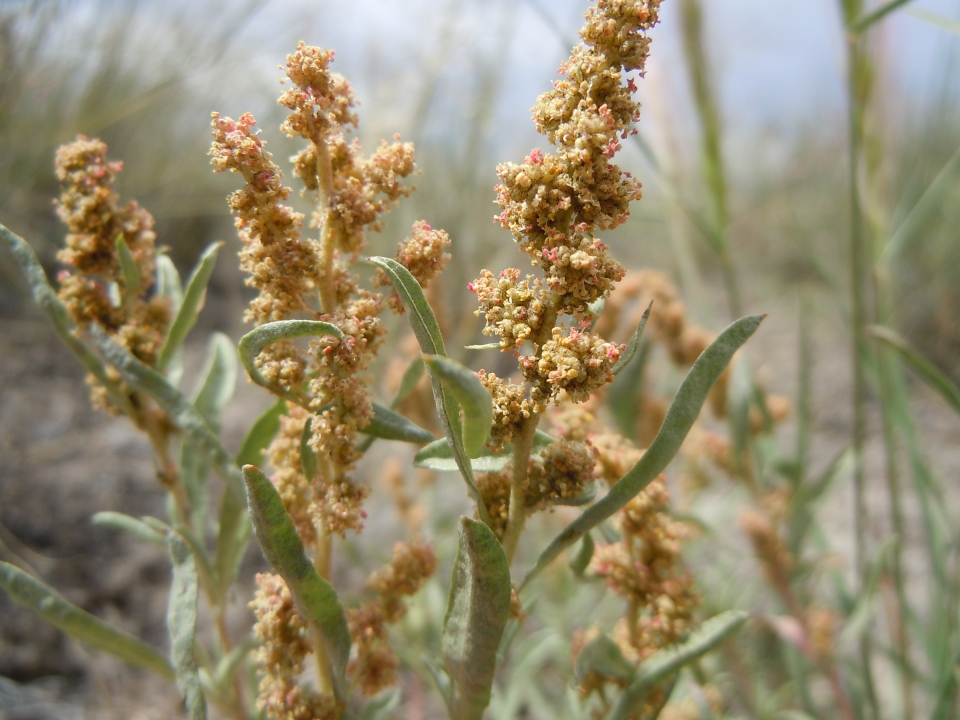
[312,134,336,314]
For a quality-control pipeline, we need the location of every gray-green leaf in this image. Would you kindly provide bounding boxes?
[115,235,141,305]
[362,403,435,444]
[442,517,512,720]
[90,325,245,502]
[522,315,763,589]
[574,632,635,686]
[156,254,183,311]
[92,511,165,547]
[569,533,594,577]
[422,355,492,458]
[868,325,960,417]
[167,533,207,720]
[392,357,426,409]
[158,241,223,372]
[237,320,344,402]
[300,416,319,481]
[0,561,173,680]
[237,399,286,468]
[193,332,237,432]
[610,610,749,720]
[414,431,555,473]
[243,465,351,700]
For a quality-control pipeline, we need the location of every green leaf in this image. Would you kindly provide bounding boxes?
[574,633,635,686]
[369,257,489,524]
[522,315,763,589]
[0,561,174,680]
[610,610,749,720]
[213,635,257,690]
[392,357,426,409]
[464,342,502,351]
[115,235,141,306]
[300,416,319,481]
[237,399,286,468]
[423,656,454,716]
[166,533,207,720]
[552,482,597,507]
[851,0,915,32]
[157,241,223,372]
[569,532,595,577]
[237,320,344,402]
[422,355,492,458]
[611,301,651,375]
[156,254,183,312]
[193,333,237,432]
[362,403,435,444]
[92,511,165,547]
[441,517,512,720]
[0,224,134,416]
[414,431,555,473]
[89,325,245,502]
[243,465,351,700]
[867,325,960,417]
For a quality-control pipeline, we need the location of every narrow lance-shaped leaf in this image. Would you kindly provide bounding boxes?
[213,488,251,601]
[362,403,435,444]
[115,235,141,306]
[442,517,512,720]
[610,610,749,720]
[392,356,425,409]
[92,511,165,547]
[522,315,764,589]
[157,241,223,372]
[0,561,174,680]
[166,533,208,720]
[237,320,344,403]
[422,355,492,457]
[569,532,595,577]
[369,256,489,524]
[611,301,651,375]
[414,430,556,473]
[237,399,286,468]
[243,465,351,700]
[868,325,960,417]
[156,254,183,311]
[0,224,134,416]
[90,325,245,502]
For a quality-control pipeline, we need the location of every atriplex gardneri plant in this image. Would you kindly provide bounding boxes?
[0,2,776,718]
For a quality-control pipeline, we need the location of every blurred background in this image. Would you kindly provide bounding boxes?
[1,0,958,717]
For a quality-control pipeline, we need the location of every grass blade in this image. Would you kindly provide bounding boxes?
[611,301,651,375]
[442,517,512,720]
[0,224,135,416]
[369,256,489,524]
[851,0,916,32]
[610,610,749,720]
[92,511,165,547]
[166,533,207,720]
[157,242,223,372]
[868,325,960,417]
[90,325,244,501]
[0,561,174,680]
[521,315,763,589]
[237,320,344,403]
[243,465,351,700]
[422,355,492,457]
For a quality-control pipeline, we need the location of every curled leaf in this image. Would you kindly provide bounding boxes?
[237,320,344,402]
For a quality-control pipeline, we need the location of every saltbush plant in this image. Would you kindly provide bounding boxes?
[4,1,960,719]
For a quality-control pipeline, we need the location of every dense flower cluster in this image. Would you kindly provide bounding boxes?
[378,220,451,312]
[478,371,535,451]
[469,268,548,350]
[524,438,598,509]
[54,136,170,409]
[522,326,624,405]
[346,542,437,696]
[251,573,337,720]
